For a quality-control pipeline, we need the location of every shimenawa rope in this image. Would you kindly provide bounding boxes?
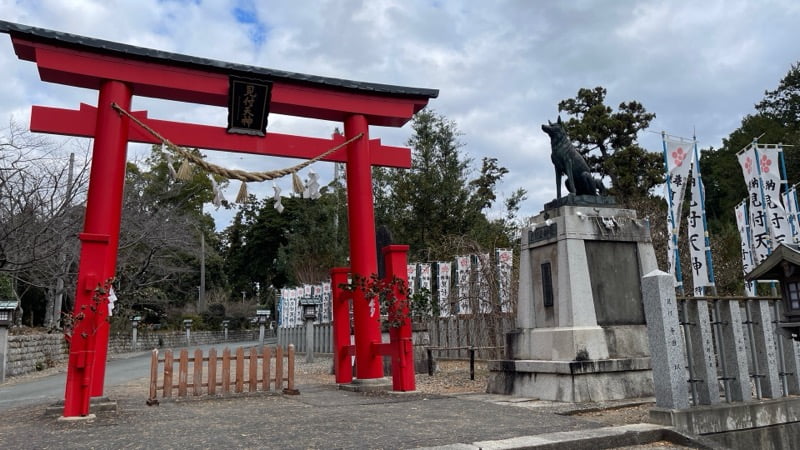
[111,102,362,184]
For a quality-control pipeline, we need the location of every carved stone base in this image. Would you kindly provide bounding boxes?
[487,358,653,402]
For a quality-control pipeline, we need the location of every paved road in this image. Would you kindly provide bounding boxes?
[0,339,268,411]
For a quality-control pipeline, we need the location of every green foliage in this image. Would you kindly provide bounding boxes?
[702,63,800,230]
[142,146,228,214]
[757,62,800,128]
[222,182,349,297]
[408,287,436,320]
[222,199,290,300]
[695,61,800,294]
[557,87,663,202]
[373,110,520,260]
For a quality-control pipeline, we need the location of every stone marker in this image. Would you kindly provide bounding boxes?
[642,270,689,409]
[774,300,800,395]
[748,300,782,398]
[717,300,752,402]
[685,299,720,405]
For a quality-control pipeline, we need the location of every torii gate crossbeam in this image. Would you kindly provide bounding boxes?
[0,20,437,417]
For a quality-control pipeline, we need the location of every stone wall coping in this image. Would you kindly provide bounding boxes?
[649,396,800,435]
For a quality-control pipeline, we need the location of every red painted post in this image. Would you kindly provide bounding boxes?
[62,233,108,417]
[89,82,132,397]
[344,114,384,380]
[330,268,353,384]
[383,245,415,391]
[63,80,132,416]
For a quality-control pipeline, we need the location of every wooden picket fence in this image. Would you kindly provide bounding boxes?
[148,344,297,404]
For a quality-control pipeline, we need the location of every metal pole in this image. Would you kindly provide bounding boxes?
[259,323,265,346]
[132,326,138,351]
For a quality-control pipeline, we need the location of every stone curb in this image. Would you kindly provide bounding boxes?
[413,423,713,449]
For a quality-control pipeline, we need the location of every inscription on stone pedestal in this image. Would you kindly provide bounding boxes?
[529,223,557,244]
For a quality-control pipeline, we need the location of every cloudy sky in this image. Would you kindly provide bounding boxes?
[2,0,800,229]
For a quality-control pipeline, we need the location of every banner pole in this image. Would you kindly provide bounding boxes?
[692,138,716,292]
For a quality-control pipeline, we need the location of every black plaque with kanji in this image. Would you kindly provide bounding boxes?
[227,75,272,136]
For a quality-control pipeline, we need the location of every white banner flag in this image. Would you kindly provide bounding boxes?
[280,288,289,328]
[664,138,694,286]
[322,282,332,323]
[456,256,471,314]
[757,145,789,247]
[419,263,432,291]
[476,254,491,313]
[735,202,757,297]
[287,289,297,327]
[436,262,451,317]
[687,169,712,294]
[419,263,432,317]
[738,145,771,264]
[295,287,304,327]
[313,284,323,324]
[406,264,417,296]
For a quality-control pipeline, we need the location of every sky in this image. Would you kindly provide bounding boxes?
[2,0,800,230]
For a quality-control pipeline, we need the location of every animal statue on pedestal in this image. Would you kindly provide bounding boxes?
[541,116,606,199]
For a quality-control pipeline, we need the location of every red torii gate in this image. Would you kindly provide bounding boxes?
[0,21,437,417]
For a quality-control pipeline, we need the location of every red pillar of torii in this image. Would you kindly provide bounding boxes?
[0,21,437,417]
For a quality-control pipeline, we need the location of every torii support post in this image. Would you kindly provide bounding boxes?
[63,80,132,416]
[330,267,353,384]
[344,115,384,381]
[383,245,415,391]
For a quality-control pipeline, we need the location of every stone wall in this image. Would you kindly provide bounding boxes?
[6,329,259,379]
[106,329,260,353]
[6,334,69,377]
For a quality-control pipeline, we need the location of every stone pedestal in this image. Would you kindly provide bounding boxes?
[488,200,658,402]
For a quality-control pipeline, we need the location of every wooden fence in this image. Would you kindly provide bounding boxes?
[148,344,296,404]
[427,314,515,360]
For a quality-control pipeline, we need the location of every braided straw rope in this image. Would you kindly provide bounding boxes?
[111,102,362,182]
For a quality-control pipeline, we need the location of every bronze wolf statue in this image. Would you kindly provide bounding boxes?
[541,116,605,199]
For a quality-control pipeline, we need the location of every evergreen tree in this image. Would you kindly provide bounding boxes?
[374,110,518,260]
[701,62,800,230]
[557,86,663,202]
